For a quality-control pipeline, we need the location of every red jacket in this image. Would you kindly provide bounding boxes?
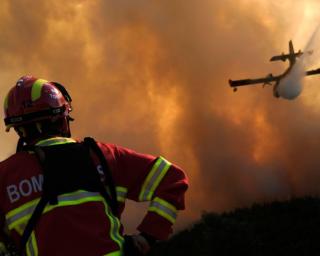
[0,137,188,256]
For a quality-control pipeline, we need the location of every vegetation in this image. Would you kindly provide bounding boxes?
[149,197,320,256]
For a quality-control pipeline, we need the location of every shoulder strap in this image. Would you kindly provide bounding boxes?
[16,138,25,153]
[83,137,119,216]
[19,197,48,253]
[19,147,48,253]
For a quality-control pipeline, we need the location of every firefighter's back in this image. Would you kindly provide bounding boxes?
[0,150,123,255]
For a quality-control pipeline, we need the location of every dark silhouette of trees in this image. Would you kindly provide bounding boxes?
[149,197,320,256]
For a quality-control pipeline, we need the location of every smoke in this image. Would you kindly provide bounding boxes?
[1,0,320,233]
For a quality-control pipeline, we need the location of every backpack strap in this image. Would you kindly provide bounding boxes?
[19,146,49,253]
[83,137,119,216]
[19,197,48,253]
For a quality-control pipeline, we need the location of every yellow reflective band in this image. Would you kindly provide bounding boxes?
[4,94,9,110]
[153,197,177,213]
[31,79,48,101]
[104,250,122,256]
[139,157,171,201]
[45,192,102,211]
[6,190,124,253]
[102,200,124,249]
[6,197,40,230]
[116,186,128,203]
[6,191,103,231]
[149,197,177,224]
[31,231,38,256]
[26,231,38,256]
[36,137,77,147]
[15,225,24,236]
[7,191,124,253]
[6,191,124,253]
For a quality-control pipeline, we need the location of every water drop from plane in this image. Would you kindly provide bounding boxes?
[277,61,304,100]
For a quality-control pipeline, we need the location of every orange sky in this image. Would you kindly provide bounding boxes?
[1,0,320,234]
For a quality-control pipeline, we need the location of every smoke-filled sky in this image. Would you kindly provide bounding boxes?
[1,0,320,233]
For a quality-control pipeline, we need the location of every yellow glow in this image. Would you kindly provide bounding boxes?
[252,111,279,164]
[304,2,319,21]
[146,79,182,151]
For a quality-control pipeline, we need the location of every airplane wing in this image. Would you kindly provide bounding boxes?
[306,68,320,76]
[270,54,289,62]
[229,75,279,88]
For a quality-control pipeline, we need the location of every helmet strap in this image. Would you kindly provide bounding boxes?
[63,117,72,138]
[17,127,27,138]
[36,122,42,134]
[16,138,27,153]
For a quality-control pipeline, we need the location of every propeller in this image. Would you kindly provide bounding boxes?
[262,73,273,87]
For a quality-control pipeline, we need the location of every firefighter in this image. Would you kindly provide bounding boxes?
[0,75,188,256]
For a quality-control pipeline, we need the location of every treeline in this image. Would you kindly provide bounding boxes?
[149,197,320,256]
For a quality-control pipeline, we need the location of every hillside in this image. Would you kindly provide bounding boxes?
[149,197,320,256]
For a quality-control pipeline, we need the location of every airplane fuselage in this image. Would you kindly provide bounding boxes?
[229,40,320,98]
[273,62,295,97]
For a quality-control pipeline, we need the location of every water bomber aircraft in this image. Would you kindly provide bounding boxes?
[229,40,320,98]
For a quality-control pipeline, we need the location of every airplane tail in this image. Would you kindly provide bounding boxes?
[289,40,294,56]
[270,40,302,63]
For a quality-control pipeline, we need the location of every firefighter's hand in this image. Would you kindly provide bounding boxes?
[124,234,151,256]
[131,235,150,255]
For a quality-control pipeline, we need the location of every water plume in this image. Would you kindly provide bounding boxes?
[278,24,320,100]
[277,60,304,100]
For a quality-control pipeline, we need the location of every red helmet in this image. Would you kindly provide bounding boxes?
[4,75,72,132]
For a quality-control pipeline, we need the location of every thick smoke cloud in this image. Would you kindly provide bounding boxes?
[1,0,320,232]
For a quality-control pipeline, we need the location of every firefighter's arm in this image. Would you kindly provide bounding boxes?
[136,161,188,240]
[110,145,189,241]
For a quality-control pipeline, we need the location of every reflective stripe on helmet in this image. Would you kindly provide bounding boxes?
[149,197,177,224]
[31,79,48,101]
[116,186,128,203]
[139,157,171,201]
[4,94,8,110]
